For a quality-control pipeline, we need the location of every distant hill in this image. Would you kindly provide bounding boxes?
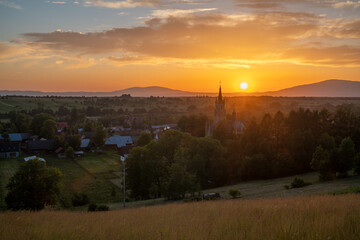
[1,79,359,97]
[255,79,360,97]
[0,86,203,97]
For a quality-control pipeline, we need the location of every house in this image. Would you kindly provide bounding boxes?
[82,131,94,139]
[74,151,85,157]
[27,140,54,153]
[0,133,23,143]
[0,142,20,159]
[57,122,68,132]
[105,136,133,154]
[24,155,46,162]
[55,147,65,158]
[80,139,91,149]
[152,124,178,140]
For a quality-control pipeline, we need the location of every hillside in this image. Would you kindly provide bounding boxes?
[1,194,359,239]
[259,79,360,97]
[1,79,360,97]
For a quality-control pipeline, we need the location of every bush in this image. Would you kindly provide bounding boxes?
[228,189,241,199]
[290,177,310,189]
[88,203,97,212]
[72,193,89,207]
[97,205,109,211]
[88,203,109,212]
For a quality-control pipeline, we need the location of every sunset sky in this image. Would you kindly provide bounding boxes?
[0,0,359,93]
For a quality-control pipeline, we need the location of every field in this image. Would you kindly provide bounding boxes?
[0,152,124,205]
[1,194,359,240]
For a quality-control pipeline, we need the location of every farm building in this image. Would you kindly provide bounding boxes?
[0,142,20,159]
[27,140,54,153]
[105,136,133,154]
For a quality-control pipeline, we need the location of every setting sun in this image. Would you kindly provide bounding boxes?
[240,82,248,90]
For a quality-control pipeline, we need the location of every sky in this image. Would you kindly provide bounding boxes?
[0,0,359,93]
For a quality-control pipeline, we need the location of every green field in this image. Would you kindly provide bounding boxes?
[0,194,359,240]
[0,152,124,206]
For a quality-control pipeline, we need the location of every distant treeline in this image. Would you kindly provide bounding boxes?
[127,106,360,200]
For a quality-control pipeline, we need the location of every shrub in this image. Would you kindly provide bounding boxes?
[228,189,241,199]
[97,205,109,211]
[72,193,89,207]
[88,203,109,212]
[290,177,310,189]
[88,203,97,212]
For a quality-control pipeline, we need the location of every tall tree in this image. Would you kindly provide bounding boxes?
[336,137,356,176]
[93,124,107,149]
[6,159,63,210]
[40,119,57,139]
[31,113,54,135]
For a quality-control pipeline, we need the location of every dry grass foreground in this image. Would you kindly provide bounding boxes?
[1,195,359,240]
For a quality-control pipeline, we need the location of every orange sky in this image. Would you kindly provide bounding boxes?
[0,0,359,93]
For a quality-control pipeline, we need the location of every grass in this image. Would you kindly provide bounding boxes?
[0,194,359,240]
[76,151,121,174]
[202,172,360,200]
[0,153,123,205]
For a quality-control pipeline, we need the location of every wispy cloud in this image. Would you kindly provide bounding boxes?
[83,0,159,8]
[150,8,217,18]
[83,0,213,9]
[333,1,360,9]
[0,0,22,9]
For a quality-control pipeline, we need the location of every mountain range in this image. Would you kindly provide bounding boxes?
[1,79,360,97]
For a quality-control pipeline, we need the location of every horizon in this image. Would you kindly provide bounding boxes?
[1,0,360,92]
[0,79,358,95]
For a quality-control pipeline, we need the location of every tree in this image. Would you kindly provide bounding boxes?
[336,137,356,176]
[354,153,360,175]
[15,113,31,133]
[136,132,153,147]
[40,119,57,139]
[93,125,107,149]
[311,145,334,180]
[5,159,63,210]
[164,163,198,200]
[83,120,96,132]
[31,113,54,135]
[65,146,75,158]
[68,135,81,150]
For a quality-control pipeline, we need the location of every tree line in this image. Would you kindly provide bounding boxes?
[127,106,360,200]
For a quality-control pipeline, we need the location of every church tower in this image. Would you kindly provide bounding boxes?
[214,84,226,126]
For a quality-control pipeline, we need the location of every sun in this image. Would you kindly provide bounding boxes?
[240,82,248,90]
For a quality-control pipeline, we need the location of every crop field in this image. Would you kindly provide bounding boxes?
[0,194,359,240]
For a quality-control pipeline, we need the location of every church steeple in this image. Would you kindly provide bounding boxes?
[217,82,223,103]
[214,81,226,125]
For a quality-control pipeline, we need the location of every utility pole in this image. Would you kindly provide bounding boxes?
[121,154,127,208]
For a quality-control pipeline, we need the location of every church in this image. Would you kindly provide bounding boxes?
[205,85,245,136]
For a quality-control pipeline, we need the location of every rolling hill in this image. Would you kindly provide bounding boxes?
[1,79,360,97]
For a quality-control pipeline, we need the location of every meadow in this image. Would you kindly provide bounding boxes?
[0,194,359,240]
[0,152,124,206]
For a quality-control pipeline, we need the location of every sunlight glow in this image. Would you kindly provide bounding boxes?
[240,82,248,90]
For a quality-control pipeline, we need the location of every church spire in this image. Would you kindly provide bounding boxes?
[218,82,223,102]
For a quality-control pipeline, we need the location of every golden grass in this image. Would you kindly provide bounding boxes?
[1,194,359,240]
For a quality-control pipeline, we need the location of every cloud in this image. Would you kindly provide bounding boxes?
[333,1,360,8]
[0,0,22,9]
[150,8,217,18]
[83,0,161,8]
[234,0,338,9]
[83,0,213,8]
[52,1,67,4]
[6,10,359,68]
